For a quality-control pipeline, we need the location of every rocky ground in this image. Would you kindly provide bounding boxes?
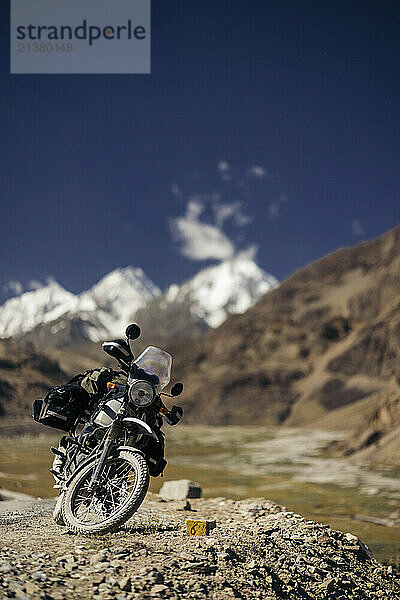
[0,493,399,600]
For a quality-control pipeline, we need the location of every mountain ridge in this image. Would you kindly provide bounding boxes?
[0,256,277,349]
[166,225,400,460]
[1,226,400,462]
[134,253,278,342]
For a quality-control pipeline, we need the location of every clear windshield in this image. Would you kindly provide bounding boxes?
[130,346,172,392]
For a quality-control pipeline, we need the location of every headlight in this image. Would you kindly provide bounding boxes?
[128,380,155,407]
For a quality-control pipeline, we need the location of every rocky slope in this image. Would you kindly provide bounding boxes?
[0,493,398,600]
[0,338,66,420]
[168,226,400,449]
[322,377,400,463]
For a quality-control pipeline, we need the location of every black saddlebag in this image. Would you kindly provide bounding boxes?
[142,434,167,477]
[32,384,90,432]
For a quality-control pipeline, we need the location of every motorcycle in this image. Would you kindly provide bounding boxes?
[49,324,183,535]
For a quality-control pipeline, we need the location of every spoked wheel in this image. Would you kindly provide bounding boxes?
[62,451,149,535]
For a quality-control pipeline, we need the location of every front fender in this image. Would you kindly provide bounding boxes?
[122,417,157,439]
[118,446,145,457]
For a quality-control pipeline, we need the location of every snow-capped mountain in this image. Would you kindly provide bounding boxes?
[76,267,161,338]
[163,252,278,328]
[0,279,77,338]
[134,253,278,341]
[0,268,160,342]
[0,258,278,347]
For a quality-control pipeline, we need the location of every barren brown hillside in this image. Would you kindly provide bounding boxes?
[168,226,400,451]
[0,338,66,421]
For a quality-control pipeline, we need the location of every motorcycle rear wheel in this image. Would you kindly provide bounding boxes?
[62,450,149,535]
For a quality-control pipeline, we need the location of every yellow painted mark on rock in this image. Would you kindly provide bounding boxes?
[186,519,216,536]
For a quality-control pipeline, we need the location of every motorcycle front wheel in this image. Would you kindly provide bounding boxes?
[62,450,149,535]
[53,490,66,525]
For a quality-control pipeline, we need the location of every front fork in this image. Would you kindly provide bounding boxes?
[87,420,123,492]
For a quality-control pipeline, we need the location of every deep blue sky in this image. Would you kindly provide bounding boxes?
[1,1,399,295]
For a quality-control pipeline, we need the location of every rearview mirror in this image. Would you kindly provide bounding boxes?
[125,324,141,340]
[171,382,184,396]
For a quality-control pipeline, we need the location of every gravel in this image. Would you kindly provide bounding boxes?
[0,492,399,599]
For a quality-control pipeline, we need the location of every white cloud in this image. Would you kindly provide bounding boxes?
[3,280,23,296]
[169,162,266,262]
[267,194,288,221]
[351,220,365,236]
[217,160,230,172]
[246,165,267,178]
[213,201,253,227]
[268,202,281,220]
[28,279,44,290]
[186,198,204,220]
[170,202,235,261]
[26,277,56,290]
[217,160,232,181]
[171,184,182,198]
[237,244,258,260]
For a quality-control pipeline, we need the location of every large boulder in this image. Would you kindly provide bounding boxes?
[159,479,202,500]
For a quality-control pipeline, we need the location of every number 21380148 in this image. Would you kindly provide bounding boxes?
[18,43,73,53]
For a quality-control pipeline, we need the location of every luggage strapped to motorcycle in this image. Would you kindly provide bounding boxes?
[32,367,128,433]
[32,384,90,432]
[80,367,127,397]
